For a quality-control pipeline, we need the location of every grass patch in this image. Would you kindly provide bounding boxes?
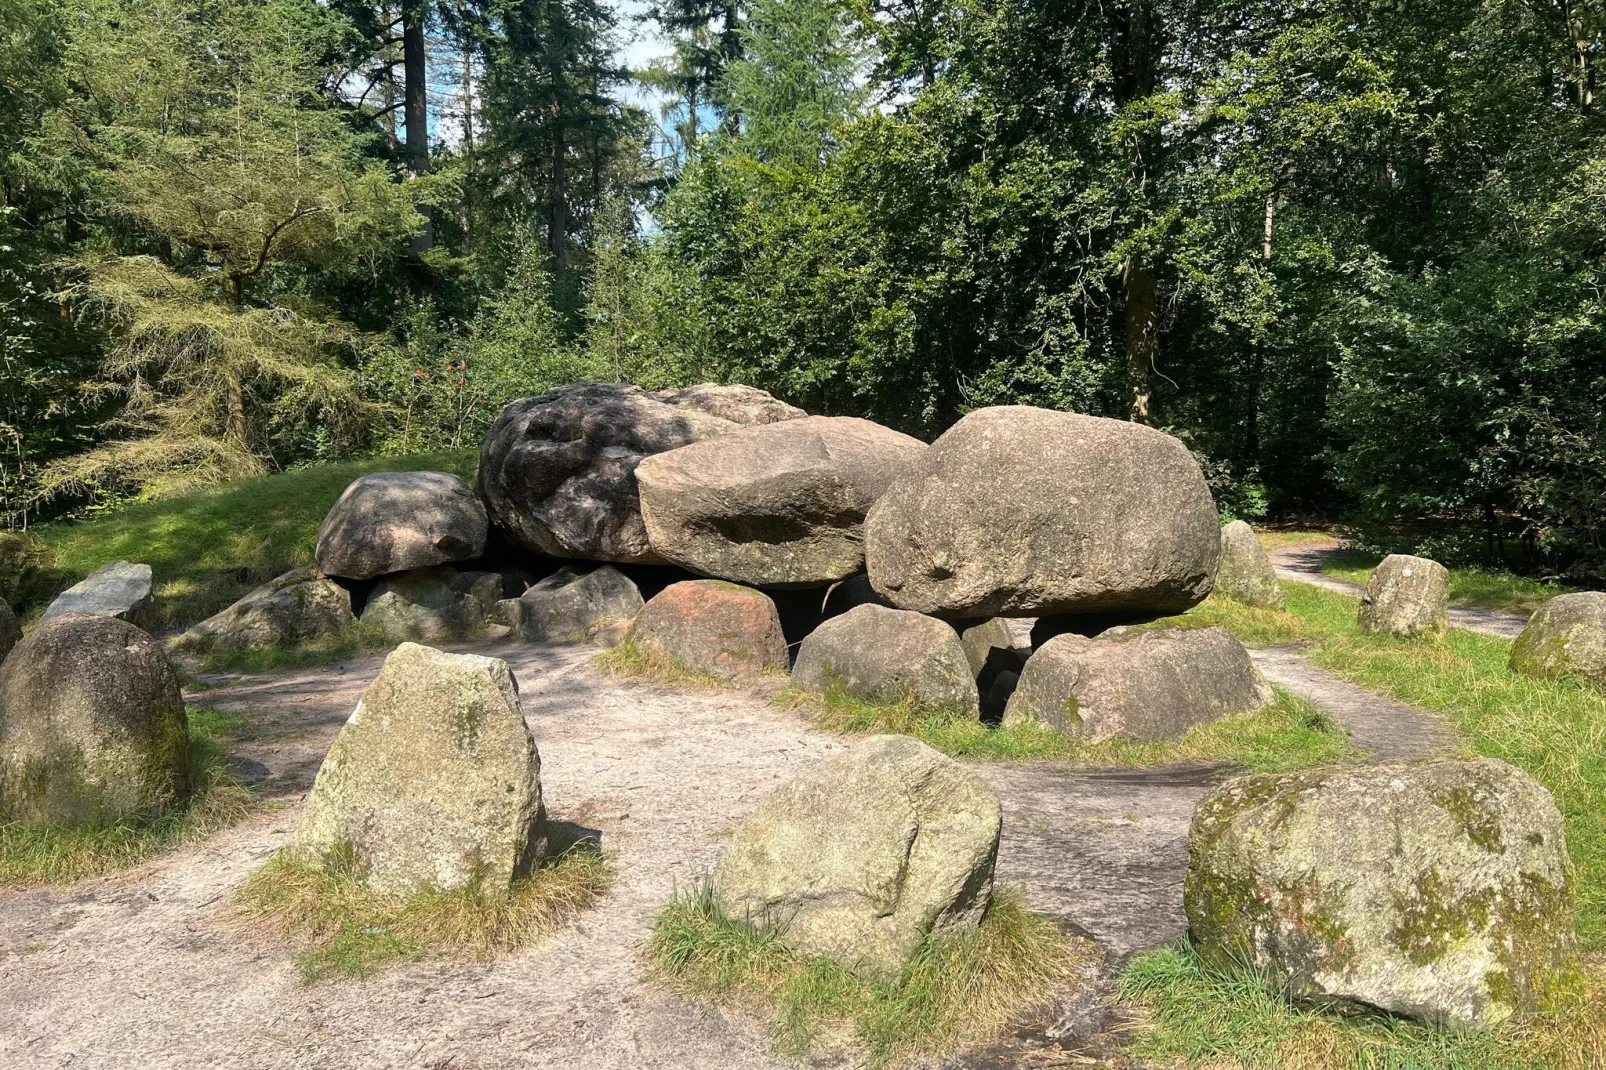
[780,684,1359,774]
[1317,547,1573,616]
[189,620,397,675]
[1254,528,1340,550]
[232,838,613,983]
[0,710,253,885]
[595,639,726,690]
[647,883,1089,1066]
[1118,941,1606,1070]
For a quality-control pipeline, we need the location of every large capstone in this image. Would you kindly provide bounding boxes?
[0,595,19,663]
[864,406,1220,619]
[1186,758,1580,1031]
[1215,520,1285,609]
[518,565,644,642]
[41,560,157,631]
[711,734,1000,980]
[292,643,547,896]
[169,567,354,658]
[636,416,926,588]
[792,604,980,716]
[476,382,802,563]
[1003,626,1273,741]
[627,579,787,679]
[0,614,189,827]
[1509,592,1606,688]
[1358,554,1450,638]
[315,470,488,581]
[359,567,498,641]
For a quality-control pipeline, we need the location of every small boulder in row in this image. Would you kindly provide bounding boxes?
[42,560,157,631]
[1186,758,1580,1031]
[1004,626,1272,741]
[0,614,189,827]
[792,604,980,716]
[360,567,499,641]
[1509,592,1606,689]
[169,568,353,658]
[636,416,927,588]
[0,595,19,663]
[1214,520,1285,609]
[292,643,547,896]
[1358,554,1449,638]
[627,580,787,679]
[519,565,644,642]
[711,734,1001,980]
[315,470,488,581]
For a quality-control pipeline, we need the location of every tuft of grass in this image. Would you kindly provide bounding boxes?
[0,712,253,885]
[232,838,614,983]
[191,620,396,675]
[647,883,1091,1066]
[1318,547,1572,616]
[779,683,1359,774]
[595,639,726,690]
[1118,940,1606,1070]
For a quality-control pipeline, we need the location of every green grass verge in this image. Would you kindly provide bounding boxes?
[647,884,1091,1066]
[188,620,398,675]
[1118,941,1606,1070]
[1253,528,1341,550]
[233,838,613,983]
[0,705,253,885]
[1318,548,1570,615]
[595,639,728,689]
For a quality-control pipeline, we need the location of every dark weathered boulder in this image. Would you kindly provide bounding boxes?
[359,567,498,641]
[169,567,353,657]
[0,595,19,663]
[518,565,644,642]
[41,560,157,631]
[292,643,546,896]
[959,617,1030,677]
[636,416,926,587]
[711,734,1000,980]
[315,470,487,581]
[476,382,801,564]
[627,579,787,679]
[1358,554,1450,638]
[792,604,980,716]
[865,406,1220,619]
[1509,592,1606,688]
[651,383,805,426]
[1187,758,1579,1031]
[1215,520,1285,609]
[1003,625,1272,741]
[0,614,189,827]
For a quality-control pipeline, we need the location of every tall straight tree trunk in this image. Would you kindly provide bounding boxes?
[1111,0,1161,422]
[551,115,568,288]
[403,0,433,289]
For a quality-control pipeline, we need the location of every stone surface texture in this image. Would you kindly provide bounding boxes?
[627,580,787,679]
[791,604,980,716]
[359,567,497,641]
[0,614,189,827]
[1358,554,1450,638]
[711,734,1000,980]
[292,643,546,896]
[1215,520,1285,609]
[315,471,488,581]
[650,383,806,426]
[170,568,353,657]
[1186,758,1579,1031]
[1509,592,1606,688]
[0,595,19,663]
[518,565,644,642]
[41,560,156,631]
[1004,625,1273,741]
[864,406,1220,619]
[636,416,926,587]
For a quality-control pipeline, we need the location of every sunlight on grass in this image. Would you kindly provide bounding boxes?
[1319,548,1571,615]
[647,883,1090,1066]
[595,639,727,690]
[1254,529,1340,550]
[191,621,397,675]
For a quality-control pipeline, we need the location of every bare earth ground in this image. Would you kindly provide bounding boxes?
[0,636,1452,1069]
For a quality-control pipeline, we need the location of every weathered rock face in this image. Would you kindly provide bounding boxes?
[711,734,1001,980]
[0,614,189,827]
[0,595,20,663]
[1186,758,1579,1031]
[627,580,787,679]
[292,643,546,896]
[315,471,488,581]
[170,568,353,657]
[1359,554,1450,638]
[518,565,644,642]
[1509,592,1606,688]
[792,604,980,716]
[959,617,1030,677]
[359,567,497,641]
[1003,626,1273,741]
[41,560,157,631]
[1215,520,1285,609]
[820,572,892,622]
[477,382,801,563]
[636,416,926,588]
[864,407,1220,619]
[651,383,806,426]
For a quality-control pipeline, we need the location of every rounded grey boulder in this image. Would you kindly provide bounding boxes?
[316,470,488,581]
[0,594,19,663]
[1509,592,1606,688]
[42,560,157,631]
[0,614,189,827]
[518,565,644,642]
[1003,625,1273,741]
[636,416,927,588]
[864,406,1220,619]
[169,567,354,657]
[711,734,1000,980]
[1215,520,1285,609]
[792,604,980,716]
[1358,554,1449,638]
[359,567,498,641]
[1186,758,1579,1031]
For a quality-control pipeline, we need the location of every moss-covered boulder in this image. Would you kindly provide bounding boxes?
[1358,554,1449,638]
[1185,758,1580,1031]
[627,579,787,679]
[1215,520,1284,609]
[359,567,498,641]
[292,643,547,896]
[792,604,980,716]
[0,614,189,827]
[169,567,354,658]
[1509,592,1606,688]
[518,565,643,642]
[0,594,20,663]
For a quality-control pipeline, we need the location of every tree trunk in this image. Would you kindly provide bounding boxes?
[1111,0,1162,423]
[403,0,433,284]
[1263,191,1277,260]
[1123,256,1156,422]
[551,118,568,288]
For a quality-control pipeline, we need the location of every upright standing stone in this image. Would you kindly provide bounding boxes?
[315,471,488,581]
[627,580,788,679]
[792,604,981,716]
[1214,520,1285,609]
[292,643,547,896]
[41,560,157,631]
[1509,592,1606,688]
[1358,554,1450,638]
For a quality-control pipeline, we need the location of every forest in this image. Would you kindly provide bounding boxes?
[2,0,1604,576]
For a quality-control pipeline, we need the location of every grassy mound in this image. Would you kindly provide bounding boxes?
[647,884,1090,1066]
